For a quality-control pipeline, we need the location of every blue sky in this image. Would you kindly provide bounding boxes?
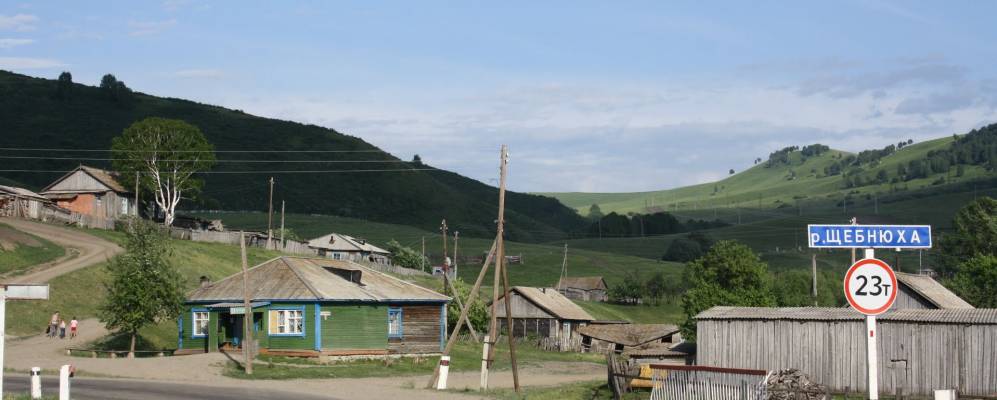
[2,1,996,192]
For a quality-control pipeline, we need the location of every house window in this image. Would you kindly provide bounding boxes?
[388,308,403,338]
[333,253,342,260]
[192,311,209,338]
[121,197,130,215]
[269,308,304,336]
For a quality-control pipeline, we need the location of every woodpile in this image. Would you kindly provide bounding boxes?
[766,369,827,400]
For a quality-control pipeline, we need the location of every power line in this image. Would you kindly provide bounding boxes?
[0,147,386,153]
[0,168,436,174]
[0,155,413,163]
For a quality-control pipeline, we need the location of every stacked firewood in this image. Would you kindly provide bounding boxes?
[767,368,828,400]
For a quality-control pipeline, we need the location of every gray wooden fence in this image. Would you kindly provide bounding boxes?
[648,365,770,400]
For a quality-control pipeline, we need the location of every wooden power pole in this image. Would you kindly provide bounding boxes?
[453,231,460,279]
[240,231,254,375]
[266,177,275,250]
[134,171,140,218]
[558,243,568,290]
[279,200,286,250]
[440,219,449,275]
[812,253,818,307]
[421,236,426,272]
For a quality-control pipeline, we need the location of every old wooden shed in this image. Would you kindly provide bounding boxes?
[556,276,609,302]
[493,286,594,341]
[893,272,974,309]
[177,256,449,356]
[577,323,680,354]
[40,166,136,220]
[0,184,51,219]
[696,306,997,397]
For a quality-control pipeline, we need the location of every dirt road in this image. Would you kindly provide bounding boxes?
[0,217,122,284]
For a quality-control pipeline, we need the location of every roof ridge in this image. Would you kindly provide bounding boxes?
[343,260,451,300]
[282,257,324,300]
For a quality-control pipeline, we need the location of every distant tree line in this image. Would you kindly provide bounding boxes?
[584,210,727,238]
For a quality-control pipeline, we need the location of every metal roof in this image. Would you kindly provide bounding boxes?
[577,323,679,347]
[0,185,50,202]
[696,306,997,324]
[896,272,974,309]
[556,276,607,290]
[187,256,449,303]
[306,233,390,254]
[497,286,595,321]
[41,165,130,194]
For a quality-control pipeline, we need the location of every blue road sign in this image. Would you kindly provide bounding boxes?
[808,224,932,249]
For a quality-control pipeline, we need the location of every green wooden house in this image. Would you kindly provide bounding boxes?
[176,256,450,356]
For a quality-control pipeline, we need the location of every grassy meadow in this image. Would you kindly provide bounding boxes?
[0,223,66,275]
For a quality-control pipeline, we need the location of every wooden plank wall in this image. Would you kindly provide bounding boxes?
[697,319,997,396]
[388,304,442,354]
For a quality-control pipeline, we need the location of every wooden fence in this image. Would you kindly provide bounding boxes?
[648,364,771,400]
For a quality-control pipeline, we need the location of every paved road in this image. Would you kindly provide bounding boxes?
[1,217,122,283]
[4,375,341,400]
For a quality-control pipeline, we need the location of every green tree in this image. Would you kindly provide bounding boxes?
[99,73,132,102]
[609,271,644,304]
[662,238,703,262]
[412,154,422,165]
[938,197,997,275]
[99,219,185,356]
[111,118,216,226]
[771,269,843,307]
[587,204,604,220]
[442,278,488,334]
[385,239,427,270]
[55,71,72,99]
[644,271,667,305]
[680,240,775,340]
[949,255,997,308]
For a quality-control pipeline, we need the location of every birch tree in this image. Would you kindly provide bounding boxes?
[111,117,215,226]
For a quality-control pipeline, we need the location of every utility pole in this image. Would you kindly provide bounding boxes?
[850,217,857,264]
[440,219,449,276]
[453,231,459,279]
[240,232,254,375]
[266,177,275,250]
[421,236,426,272]
[812,253,818,307]
[558,243,568,291]
[279,200,286,250]
[134,171,140,218]
[494,145,519,392]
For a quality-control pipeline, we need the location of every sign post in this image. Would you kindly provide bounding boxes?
[0,284,50,399]
[809,223,932,400]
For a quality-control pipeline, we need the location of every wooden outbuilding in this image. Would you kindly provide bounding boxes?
[577,323,680,354]
[306,233,391,265]
[177,256,449,357]
[40,166,136,220]
[695,306,997,397]
[0,185,51,219]
[893,272,973,309]
[556,276,609,302]
[493,286,594,341]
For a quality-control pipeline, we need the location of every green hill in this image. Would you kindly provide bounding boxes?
[542,133,995,217]
[0,70,585,242]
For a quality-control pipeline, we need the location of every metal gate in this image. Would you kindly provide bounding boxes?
[649,364,770,400]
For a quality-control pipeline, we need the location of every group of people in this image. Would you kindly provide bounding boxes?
[47,311,77,339]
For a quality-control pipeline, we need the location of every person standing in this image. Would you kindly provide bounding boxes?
[58,319,67,339]
[70,317,79,339]
[49,311,60,338]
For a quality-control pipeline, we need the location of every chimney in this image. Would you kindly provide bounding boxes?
[199,275,211,288]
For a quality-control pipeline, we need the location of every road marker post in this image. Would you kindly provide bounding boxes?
[59,364,72,400]
[436,356,450,390]
[30,367,41,399]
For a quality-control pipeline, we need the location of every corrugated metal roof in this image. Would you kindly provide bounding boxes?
[556,276,607,290]
[499,286,595,321]
[896,272,974,309]
[306,233,389,254]
[577,323,679,347]
[187,256,449,302]
[696,306,997,324]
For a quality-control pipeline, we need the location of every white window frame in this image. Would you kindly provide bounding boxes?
[270,308,304,336]
[192,311,209,338]
[388,308,403,338]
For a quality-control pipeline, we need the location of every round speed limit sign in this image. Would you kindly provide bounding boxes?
[844,258,898,315]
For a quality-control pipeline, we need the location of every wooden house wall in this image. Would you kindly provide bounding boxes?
[388,304,442,354]
[561,288,607,302]
[46,170,109,193]
[696,319,997,396]
[893,285,933,309]
[493,291,554,319]
[499,318,556,338]
[321,304,387,351]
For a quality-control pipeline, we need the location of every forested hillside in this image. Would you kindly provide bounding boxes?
[0,70,586,241]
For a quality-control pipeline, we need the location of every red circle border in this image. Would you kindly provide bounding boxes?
[843,258,898,315]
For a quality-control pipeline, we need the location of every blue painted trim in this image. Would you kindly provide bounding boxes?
[439,303,446,351]
[185,299,446,305]
[177,316,184,349]
[313,302,321,350]
[268,305,307,337]
[388,307,403,338]
[191,308,209,338]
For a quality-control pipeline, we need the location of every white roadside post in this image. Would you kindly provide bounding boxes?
[436,355,450,390]
[864,248,878,400]
[30,367,41,399]
[59,364,71,400]
[0,284,50,399]
[480,335,490,390]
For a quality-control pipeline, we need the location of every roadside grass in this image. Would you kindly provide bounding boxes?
[573,300,683,324]
[224,340,605,380]
[464,380,649,400]
[7,227,281,350]
[0,223,65,275]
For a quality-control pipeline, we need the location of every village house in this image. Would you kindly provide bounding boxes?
[306,233,392,265]
[556,276,609,302]
[493,286,595,342]
[40,166,136,220]
[577,323,680,354]
[176,256,449,356]
[0,185,51,219]
[695,306,997,397]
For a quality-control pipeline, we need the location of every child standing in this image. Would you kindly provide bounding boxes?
[58,319,66,339]
[70,317,78,339]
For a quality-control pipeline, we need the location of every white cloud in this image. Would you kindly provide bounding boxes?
[128,19,176,36]
[0,56,64,69]
[0,38,33,48]
[174,68,224,79]
[0,14,38,32]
